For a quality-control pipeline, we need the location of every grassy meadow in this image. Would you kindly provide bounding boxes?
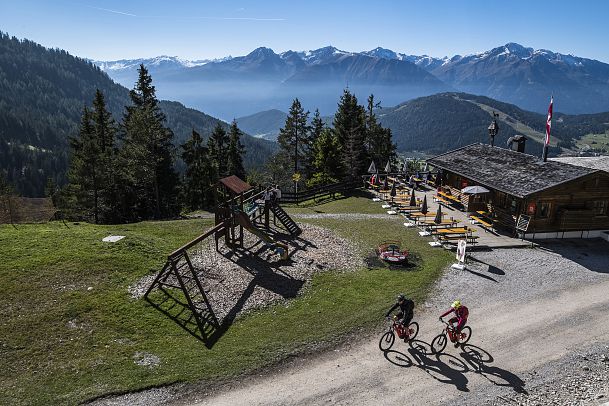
[0,196,451,405]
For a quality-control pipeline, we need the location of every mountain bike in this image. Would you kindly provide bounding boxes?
[431,319,472,354]
[379,316,419,351]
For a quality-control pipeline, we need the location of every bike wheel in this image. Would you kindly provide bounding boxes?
[407,322,419,340]
[431,333,447,354]
[379,331,395,351]
[458,326,472,345]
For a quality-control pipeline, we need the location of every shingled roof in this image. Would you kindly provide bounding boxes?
[550,156,609,174]
[427,143,597,198]
[219,175,252,194]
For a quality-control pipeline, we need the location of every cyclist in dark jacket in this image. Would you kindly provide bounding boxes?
[385,293,414,328]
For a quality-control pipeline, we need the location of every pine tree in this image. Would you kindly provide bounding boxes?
[227,120,247,180]
[181,129,214,210]
[68,105,99,221]
[333,89,366,180]
[305,108,325,179]
[91,89,119,222]
[120,65,179,220]
[308,128,342,187]
[365,94,397,168]
[277,98,310,184]
[207,123,230,180]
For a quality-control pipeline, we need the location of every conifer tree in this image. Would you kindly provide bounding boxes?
[227,120,247,180]
[308,128,342,187]
[305,108,325,179]
[120,65,179,220]
[277,98,310,182]
[181,129,214,210]
[207,123,230,179]
[91,89,119,222]
[365,94,397,168]
[68,106,100,221]
[333,89,366,180]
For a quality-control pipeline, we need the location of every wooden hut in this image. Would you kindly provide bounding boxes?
[427,143,609,238]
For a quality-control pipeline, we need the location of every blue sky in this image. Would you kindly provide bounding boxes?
[2,0,609,62]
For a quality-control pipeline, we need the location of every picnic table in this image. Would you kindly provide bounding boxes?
[419,219,459,229]
[408,212,436,218]
[437,191,461,203]
[436,227,474,235]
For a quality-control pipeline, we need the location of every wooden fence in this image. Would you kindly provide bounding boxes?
[280,180,362,204]
[0,195,57,224]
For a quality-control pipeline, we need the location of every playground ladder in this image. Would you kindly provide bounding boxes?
[271,205,301,235]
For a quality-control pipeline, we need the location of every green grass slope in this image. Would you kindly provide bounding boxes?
[0,197,451,405]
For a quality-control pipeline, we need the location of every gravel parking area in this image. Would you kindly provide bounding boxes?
[424,238,609,312]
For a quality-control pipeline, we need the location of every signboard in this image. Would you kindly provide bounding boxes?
[516,214,531,232]
[456,240,467,262]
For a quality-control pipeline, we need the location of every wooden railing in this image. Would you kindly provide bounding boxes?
[280,180,362,203]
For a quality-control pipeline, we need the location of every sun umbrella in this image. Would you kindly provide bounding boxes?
[409,189,416,207]
[384,161,391,173]
[368,161,377,174]
[434,203,443,224]
[421,194,428,214]
[383,175,389,190]
[390,181,397,204]
[461,185,490,194]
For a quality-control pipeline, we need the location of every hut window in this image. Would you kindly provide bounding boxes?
[537,202,551,219]
[593,200,608,216]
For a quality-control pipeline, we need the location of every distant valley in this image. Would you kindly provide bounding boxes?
[236,92,609,157]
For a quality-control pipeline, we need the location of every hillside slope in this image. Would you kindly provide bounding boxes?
[0,32,275,197]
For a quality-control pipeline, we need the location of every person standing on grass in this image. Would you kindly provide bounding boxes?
[274,184,282,205]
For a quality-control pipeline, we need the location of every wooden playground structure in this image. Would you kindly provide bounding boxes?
[143,175,301,346]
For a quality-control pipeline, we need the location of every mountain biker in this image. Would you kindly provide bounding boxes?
[440,300,469,347]
[385,294,415,340]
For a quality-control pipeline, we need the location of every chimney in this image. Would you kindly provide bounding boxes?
[487,112,499,147]
[507,135,527,153]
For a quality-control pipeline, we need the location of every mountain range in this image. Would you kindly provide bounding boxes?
[95,43,609,118]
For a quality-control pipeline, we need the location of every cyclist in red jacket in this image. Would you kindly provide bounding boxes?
[440,300,469,347]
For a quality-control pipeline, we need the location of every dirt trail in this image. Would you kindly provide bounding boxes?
[183,243,609,406]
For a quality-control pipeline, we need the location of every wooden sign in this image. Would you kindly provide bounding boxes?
[516,214,531,232]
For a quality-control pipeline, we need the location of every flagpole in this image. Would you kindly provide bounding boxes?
[543,94,553,162]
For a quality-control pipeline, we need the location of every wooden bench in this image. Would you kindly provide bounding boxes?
[470,215,493,229]
[438,235,479,241]
[434,195,450,205]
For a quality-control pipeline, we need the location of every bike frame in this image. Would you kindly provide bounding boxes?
[441,320,464,342]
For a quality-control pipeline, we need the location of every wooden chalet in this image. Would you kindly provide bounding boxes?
[427,143,609,237]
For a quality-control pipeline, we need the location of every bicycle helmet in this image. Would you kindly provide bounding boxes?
[451,300,462,309]
[397,293,406,302]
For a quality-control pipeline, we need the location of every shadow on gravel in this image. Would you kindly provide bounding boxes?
[380,341,526,395]
[460,344,527,394]
[405,341,470,392]
[534,238,609,274]
[383,350,414,368]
